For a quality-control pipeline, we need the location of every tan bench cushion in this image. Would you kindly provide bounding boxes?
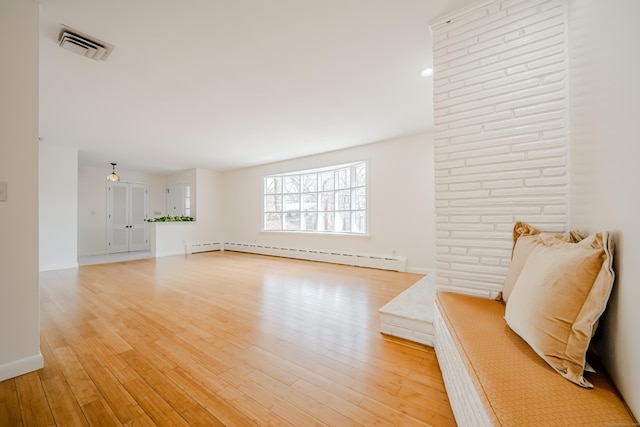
[436,292,636,426]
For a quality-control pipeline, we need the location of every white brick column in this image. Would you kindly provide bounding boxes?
[431,0,569,297]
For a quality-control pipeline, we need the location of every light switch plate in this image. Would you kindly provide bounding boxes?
[0,181,6,201]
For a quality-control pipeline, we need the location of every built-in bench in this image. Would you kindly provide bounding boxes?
[379,223,637,425]
[434,291,637,427]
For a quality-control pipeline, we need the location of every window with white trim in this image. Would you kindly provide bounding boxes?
[264,161,367,234]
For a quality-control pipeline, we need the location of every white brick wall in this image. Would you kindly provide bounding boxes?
[431,0,569,297]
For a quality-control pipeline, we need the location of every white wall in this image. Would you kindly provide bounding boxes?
[431,0,570,297]
[196,168,224,240]
[0,0,43,381]
[221,132,436,273]
[39,144,78,271]
[78,165,167,256]
[568,0,640,417]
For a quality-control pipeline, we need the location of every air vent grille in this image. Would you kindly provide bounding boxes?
[58,25,114,61]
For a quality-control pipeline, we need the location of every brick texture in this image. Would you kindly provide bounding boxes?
[431,0,569,297]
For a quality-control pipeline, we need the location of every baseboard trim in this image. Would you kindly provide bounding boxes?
[0,353,44,382]
[39,262,79,272]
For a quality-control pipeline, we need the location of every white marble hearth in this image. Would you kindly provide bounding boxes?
[379,272,436,346]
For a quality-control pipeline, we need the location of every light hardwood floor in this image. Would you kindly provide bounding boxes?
[1,251,455,426]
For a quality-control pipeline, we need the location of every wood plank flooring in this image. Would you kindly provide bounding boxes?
[1,251,455,426]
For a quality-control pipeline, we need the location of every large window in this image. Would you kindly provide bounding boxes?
[264,161,367,234]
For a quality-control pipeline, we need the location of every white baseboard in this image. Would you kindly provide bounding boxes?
[0,353,44,382]
[39,262,79,272]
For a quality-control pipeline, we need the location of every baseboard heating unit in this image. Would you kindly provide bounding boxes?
[223,242,407,272]
[187,242,224,254]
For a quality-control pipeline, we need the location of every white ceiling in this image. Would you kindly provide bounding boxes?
[39,0,476,174]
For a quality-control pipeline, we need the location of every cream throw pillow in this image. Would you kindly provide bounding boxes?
[504,231,614,388]
[501,222,583,302]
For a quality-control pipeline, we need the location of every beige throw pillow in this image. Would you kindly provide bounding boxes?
[504,231,614,388]
[501,222,582,302]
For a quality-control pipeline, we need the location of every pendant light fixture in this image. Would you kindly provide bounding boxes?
[107,163,120,182]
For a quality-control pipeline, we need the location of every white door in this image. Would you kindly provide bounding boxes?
[107,182,149,253]
[107,182,129,253]
[128,183,149,251]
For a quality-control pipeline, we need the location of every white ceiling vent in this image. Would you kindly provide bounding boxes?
[58,25,114,61]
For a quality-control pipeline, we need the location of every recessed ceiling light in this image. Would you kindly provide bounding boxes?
[420,67,434,77]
